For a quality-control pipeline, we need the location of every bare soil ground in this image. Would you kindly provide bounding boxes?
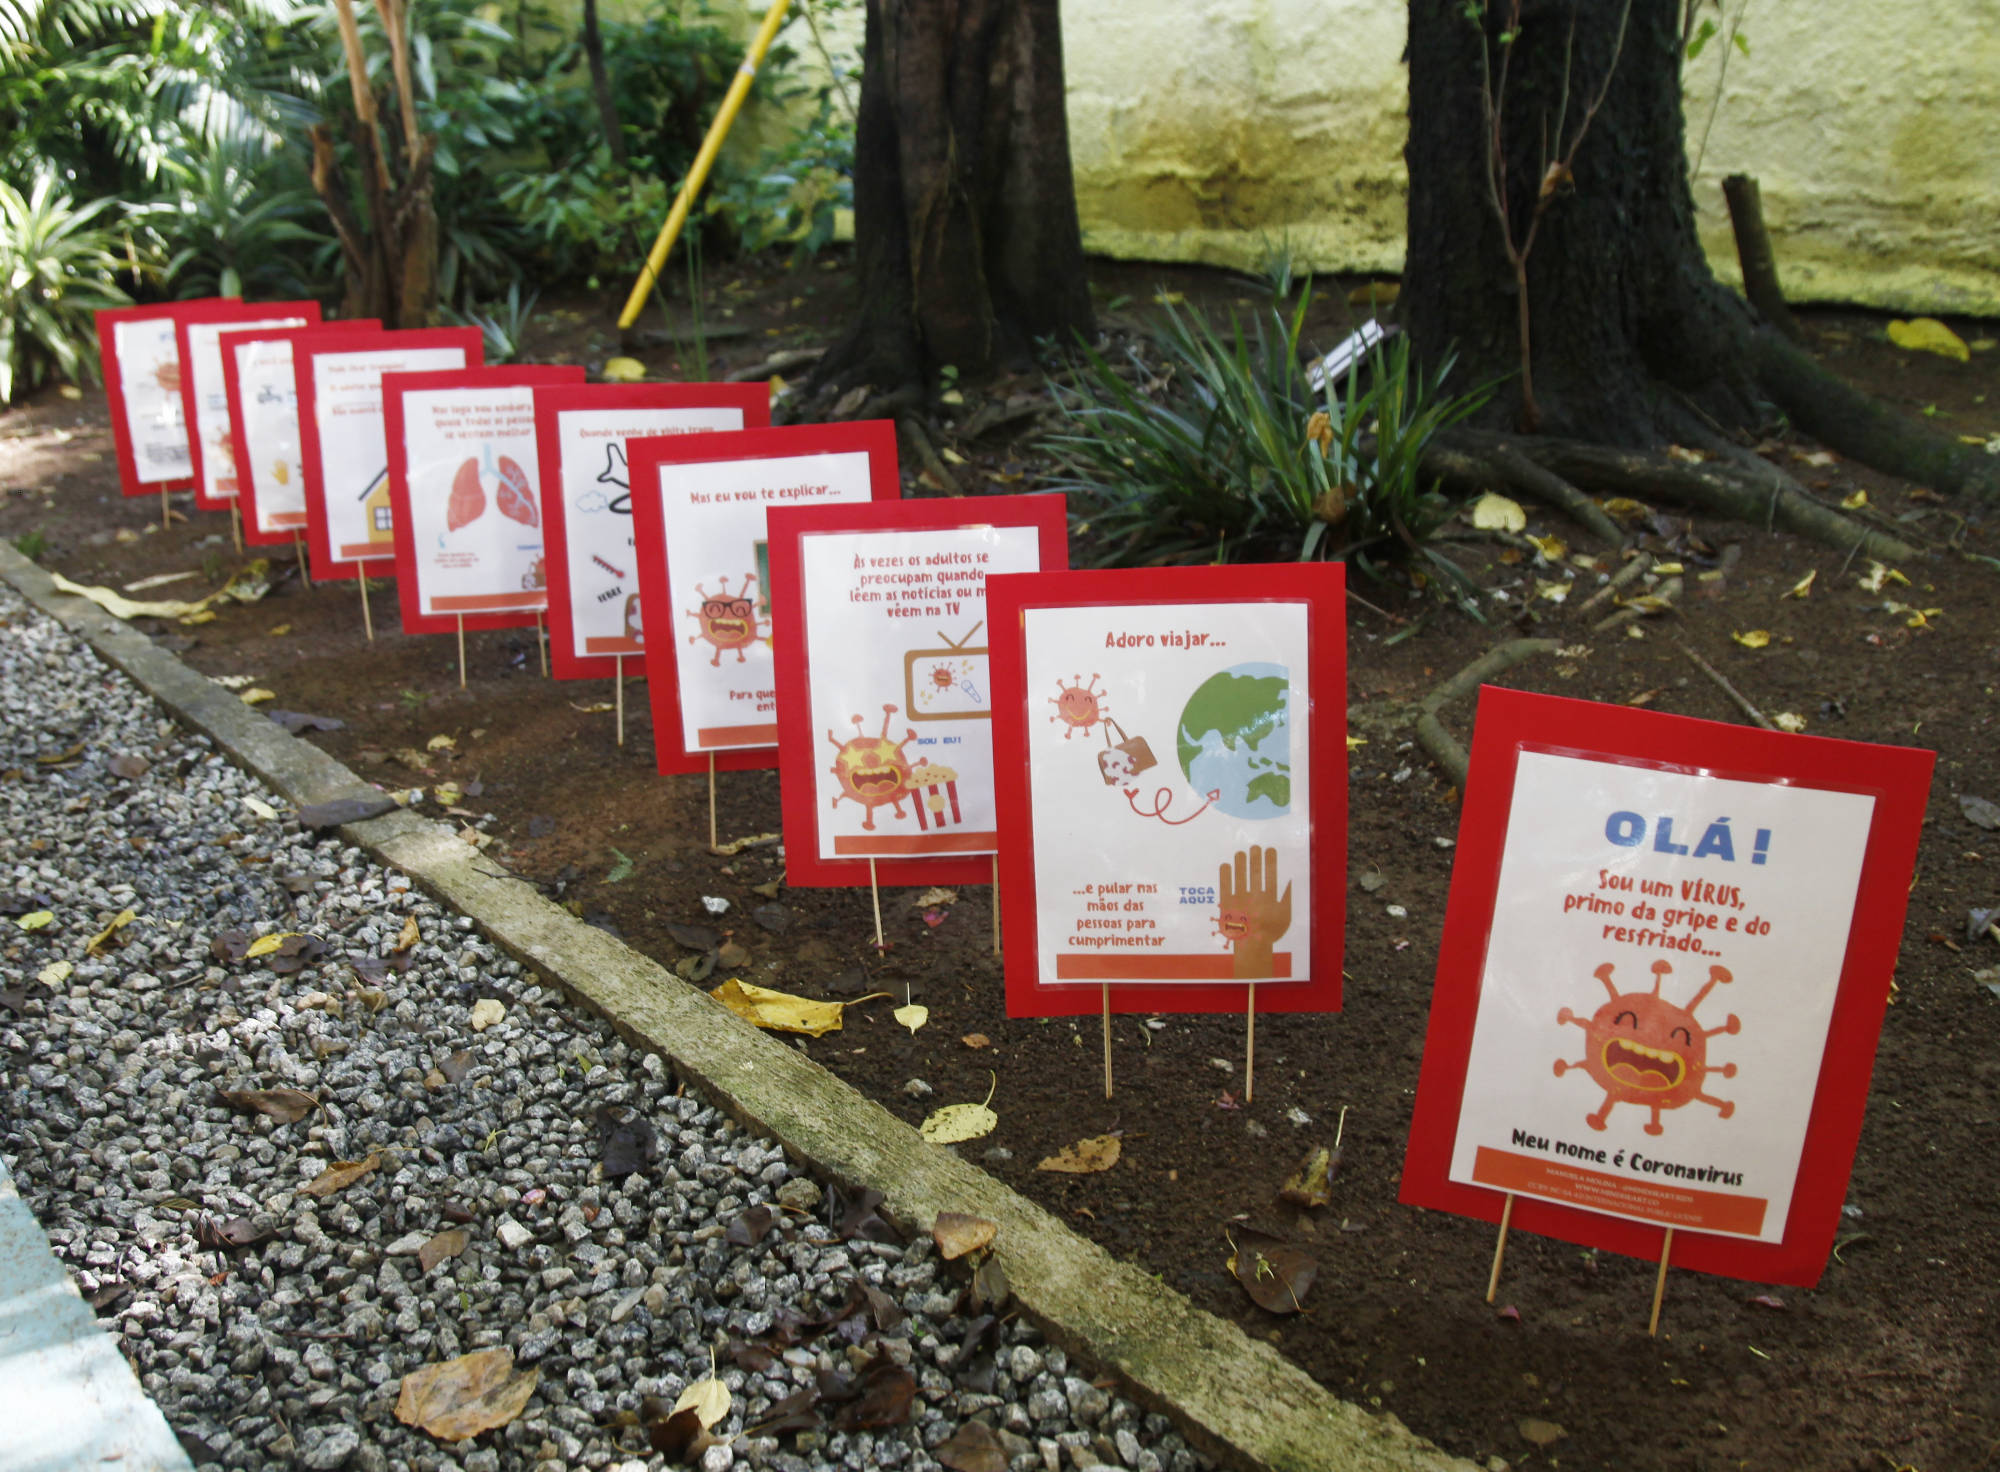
[5,256,1999,1472]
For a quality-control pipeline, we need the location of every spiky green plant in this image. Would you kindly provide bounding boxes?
[0,167,135,403]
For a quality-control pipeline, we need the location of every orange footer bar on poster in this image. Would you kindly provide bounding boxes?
[697,723,778,747]
[1054,952,1292,981]
[833,831,997,856]
[584,636,644,655]
[337,544,397,563]
[1471,1146,1767,1236]
[430,592,550,613]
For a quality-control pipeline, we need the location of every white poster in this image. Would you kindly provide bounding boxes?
[112,316,191,482]
[233,336,310,535]
[1024,601,1312,986]
[554,406,746,659]
[800,525,1041,860]
[187,313,308,503]
[655,450,875,753]
[1446,751,1874,1242]
[398,385,548,618]
[310,345,469,565]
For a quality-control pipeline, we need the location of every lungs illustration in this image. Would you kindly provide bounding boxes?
[496,454,538,527]
[447,456,485,532]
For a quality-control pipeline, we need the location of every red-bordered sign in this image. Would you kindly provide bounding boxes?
[173,299,322,512]
[381,364,585,635]
[534,382,771,681]
[294,327,484,583]
[97,301,214,498]
[768,493,1069,889]
[987,563,1346,1018]
[1398,687,1932,1286]
[628,421,901,777]
[219,321,382,547]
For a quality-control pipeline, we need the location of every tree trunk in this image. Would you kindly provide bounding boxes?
[1402,0,2000,499]
[580,0,628,170]
[814,0,1093,402]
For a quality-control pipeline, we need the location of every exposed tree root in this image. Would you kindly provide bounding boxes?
[1676,640,1774,730]
[1427,436,1628,546]
[1410,637,1562,788]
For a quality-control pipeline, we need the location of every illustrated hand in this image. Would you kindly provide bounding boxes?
[1217,845,1293,980]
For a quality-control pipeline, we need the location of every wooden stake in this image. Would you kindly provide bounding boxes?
[456,614,468,689]
[161,483,171,530]
[990,855,1001,956]
[1245,982,1257,1105]
[707,753,718,852]
[293,532,312,589]
[1648,1228,1674,1337]
[868,858,885,952]
[1486,1193,1516,1303]
[1101,982,1113,1099]
[358,571,374,642]
[614,655,625,747]
[536,611,548,677]
[228,502,242,554]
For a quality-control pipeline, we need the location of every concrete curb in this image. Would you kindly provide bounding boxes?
[0,542,1475,1472]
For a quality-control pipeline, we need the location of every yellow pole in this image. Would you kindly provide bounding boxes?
[617,0,796,330]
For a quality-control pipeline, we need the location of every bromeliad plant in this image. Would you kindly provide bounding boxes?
[1048,290,1493,591]
[0,168,137,404]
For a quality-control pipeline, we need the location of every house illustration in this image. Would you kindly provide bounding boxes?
[360,468,394,544]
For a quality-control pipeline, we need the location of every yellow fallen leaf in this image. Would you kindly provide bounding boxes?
[245,931,303,959]
[941,446,967,465]
[708,978,878,1038]
[1600,497,1650,523]
[1469,492,1526,533]
[1732,630,1771,649]
[395,1347,539,1442]
[18,910,56,932]
[84,908,136,955]
[912,887,958,909]
[1526,534,1568,561]
[1783,570,1816,600]
[1840,490,1868,510]
[671,1348,732,1430]
[239,688,275,705]
[1858,561,1909,593]
[37,960,72,986]
[1533,580,1570,604]
[1771,713,1808,733]
[1345,735,1367,750]
[1153,290,1186,305]
[921,1072,999,1145]
[1792,449,1837,468]
[242,795,279,820]
[303,1153,381,1197]
[267,623,292,637]
[933,1211,997,1259]
[433,782,462,809]
[601,356,647,382]
[1666,444,1708,463]
[392,916,420,953]
[426,734,456,751]
[1886,317,1969,362]
[894,994,929,1035]
[1037,1134,1122,1174]
[1651,561,1685,576]
[568,701,614,714]
[48,571,206,620]
[179,609,218,626]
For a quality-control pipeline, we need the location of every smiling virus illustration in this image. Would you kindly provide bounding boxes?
[1048,673,1107,740]
[826,704,917,830]
[684,574,758,666]
[1555,959,1739,1136]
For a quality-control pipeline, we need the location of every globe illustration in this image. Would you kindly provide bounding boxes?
[1175,662,1292,820]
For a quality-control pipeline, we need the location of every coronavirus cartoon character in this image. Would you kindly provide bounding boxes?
[684,575,759,666]
[1555,959,1739,1136]
[1048,673,1107,740]
[826,705,918,830]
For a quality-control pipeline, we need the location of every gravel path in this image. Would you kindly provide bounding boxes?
[0,581,1212,1472]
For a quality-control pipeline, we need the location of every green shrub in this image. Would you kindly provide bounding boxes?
[0,168,136,404]
[706,91,853,262]
[1049,291,1493,588]
[155,140,332,300]
[443,281,540,365]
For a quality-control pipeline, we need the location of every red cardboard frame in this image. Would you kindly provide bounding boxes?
[768,493,1069,889]
[219,321,381,547]
[534,382,771,681]
[381,365,585,635]
[294,327,484,583]
[987,562,1347,1018]
[628,420,901,776]
[97,301,213,498]
[1398,687,1933,1286]
[173,299,321,512]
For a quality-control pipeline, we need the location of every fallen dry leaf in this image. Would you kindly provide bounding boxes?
[708,978,885,1038]
[961,1034,992,1050]
[16,910,53,932]
[894,999,929,1035]
[392,915,420,953]
[920,1073,999,1145]
[934,1420,1009,1472]
[395,1347,539,1442]
[912,886,958,909]
[1730,629,1771,649]
[418,1229,470,1273]
[1840,489,1869,510]
[243,930,303,960]
[1469,492,1525,533]
[933,1211,997,1260]
[302,1153,381,1198]
[671,1349,732,1430]
[217,1087,319,1125]
[643,1403,714,1461]
[1886,316,1969,362]
[84,908,137,955]
[1279,1145,1339,1208]
[1227,1229,1317,1315]
[1036,1134,1121,1174]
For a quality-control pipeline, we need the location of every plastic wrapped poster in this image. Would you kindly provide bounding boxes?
[293,327,484,583]
[627,421,900,777]
[380,365,585,634]
[219,322,382,547]
[96,302,215,497]
[173,300,321,512]
[768,494,1068,888]
[1399,688,1933,1286]
[533,382,770,681]
[986,563,1346,1018]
